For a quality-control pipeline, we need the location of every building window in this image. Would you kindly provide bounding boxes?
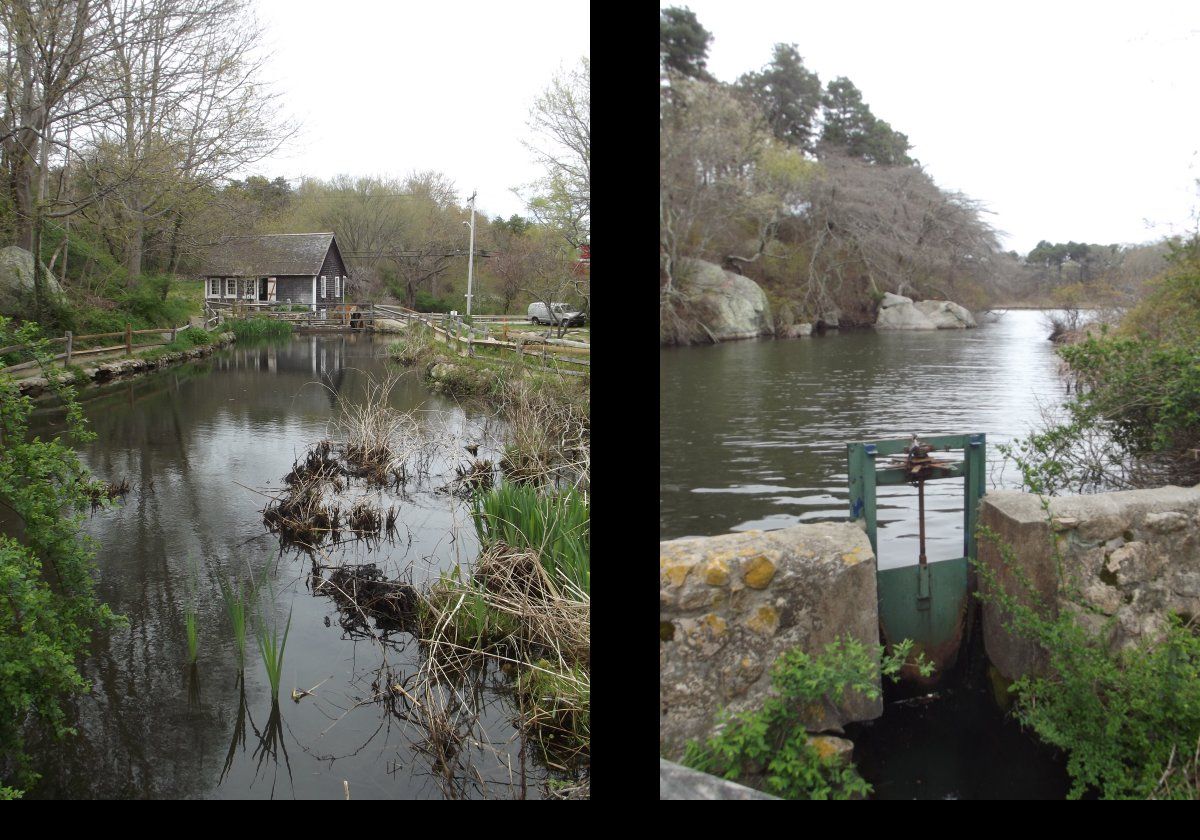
[208,278,220,296]
[334,276,340,298]
[225,278,236,297]
[321,276,327,298]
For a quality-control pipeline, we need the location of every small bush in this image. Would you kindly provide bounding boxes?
[976,522,1200,799]
[682,638,930,799]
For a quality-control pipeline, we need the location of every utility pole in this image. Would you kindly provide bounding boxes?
[464,190,477,316]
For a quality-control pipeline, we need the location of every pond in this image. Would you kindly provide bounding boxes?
[23,334,559,799]
[659,310,1078,799]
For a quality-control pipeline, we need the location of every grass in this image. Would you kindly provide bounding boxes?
[472,483,590,596]
[255,597,293,699]
[226,316,293,342]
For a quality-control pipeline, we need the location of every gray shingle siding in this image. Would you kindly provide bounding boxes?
[201,233,349,307]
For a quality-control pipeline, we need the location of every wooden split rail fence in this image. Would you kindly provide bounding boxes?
[207,301,590,376]
[0,321,194,376]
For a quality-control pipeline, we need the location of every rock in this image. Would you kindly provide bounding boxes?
[779,322,813,338]
[808,735,855,764]
[875,293,976,330]
[660,523,882,760]
[660,759,778,800]
[874,293,937,330]
[0,246,64,318]
[678,259,771,341]
[978,486,1200,680]
[913,299,977,329]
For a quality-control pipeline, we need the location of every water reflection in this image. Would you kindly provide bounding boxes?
[23,335,545,799]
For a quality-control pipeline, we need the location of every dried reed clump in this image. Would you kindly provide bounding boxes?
[420,542,590,767]
[335,371,423,487]
[283,439,341,485]
[321,562,418,629]
[85,476,131,510]
[498,379,589,489]
[347,499,382,536]
[263,479,338,547]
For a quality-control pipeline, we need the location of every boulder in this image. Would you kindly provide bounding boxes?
[678,259,771,341]
[876,292,976,330]
[914,300,977,329]
[778,322,813,338]
[875,293,937,330]
[978,487,1200,681]
[0,245,64,318]
[660,522,881,760]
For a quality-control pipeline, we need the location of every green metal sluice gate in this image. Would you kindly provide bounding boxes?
[847,434,986,679]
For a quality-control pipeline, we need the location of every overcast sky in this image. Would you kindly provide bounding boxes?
[243,0,589,221]
[668,1,1200,254]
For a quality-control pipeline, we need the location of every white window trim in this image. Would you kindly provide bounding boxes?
[224,278,236,298]
[320,276,327,298]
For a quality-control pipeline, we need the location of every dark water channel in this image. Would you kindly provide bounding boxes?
[659,310,1075,799]
[22,334,553,799]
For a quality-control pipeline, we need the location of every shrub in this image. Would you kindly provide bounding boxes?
[226,317,292,342]
[682,637,931,799]
[0,317,121,796]
[976,522,1200,799]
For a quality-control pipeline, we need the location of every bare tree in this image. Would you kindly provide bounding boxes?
[520,56,589,251]
[85,0,295,279]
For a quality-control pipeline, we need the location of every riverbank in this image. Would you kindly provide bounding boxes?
[14,330,237,397]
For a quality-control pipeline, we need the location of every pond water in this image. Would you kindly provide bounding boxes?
[23,334,555,799]
[660,310,1071,568]
[659,310,1077,799]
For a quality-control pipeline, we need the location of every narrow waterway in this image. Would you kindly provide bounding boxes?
[659,310,1076,799]
[23,334,552,799]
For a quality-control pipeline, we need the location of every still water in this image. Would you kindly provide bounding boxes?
[24,335,548,799]
[660,310,1069,568]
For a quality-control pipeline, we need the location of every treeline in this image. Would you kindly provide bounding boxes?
[0,3,589,324]
[659,7,1002,342]
[1001,238,1174,308]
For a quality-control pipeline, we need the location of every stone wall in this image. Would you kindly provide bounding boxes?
[978,486,1200,681]
[659,523,882,759]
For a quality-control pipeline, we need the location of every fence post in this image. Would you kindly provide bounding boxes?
[171,325,177,343]
[64,330,72,367]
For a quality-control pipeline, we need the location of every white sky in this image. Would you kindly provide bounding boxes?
[241,0,590,221]
[669,1,1200,254]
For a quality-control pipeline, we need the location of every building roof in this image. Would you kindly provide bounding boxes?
[201,232,339,277]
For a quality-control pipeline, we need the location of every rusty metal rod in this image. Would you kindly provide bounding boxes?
[918,478,928,569]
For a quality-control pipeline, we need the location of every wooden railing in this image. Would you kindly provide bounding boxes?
[1,321,193,376]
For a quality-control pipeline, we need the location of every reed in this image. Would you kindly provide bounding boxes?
[184,606,199,665]
[255,599,293,699]
[472,483,590,595]
[219,575,255,670]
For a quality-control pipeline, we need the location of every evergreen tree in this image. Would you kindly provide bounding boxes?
[738,44,823,152]
[660,6,714,80]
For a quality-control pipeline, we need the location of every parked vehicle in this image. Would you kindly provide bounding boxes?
[528,301,586,326]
